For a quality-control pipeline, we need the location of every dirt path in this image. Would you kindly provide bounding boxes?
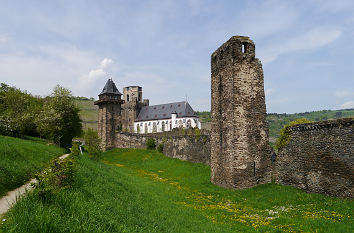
[0,153,70,216]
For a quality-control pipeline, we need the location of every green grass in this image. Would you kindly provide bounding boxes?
[2,149,352,232]
[74,99,98,131]
[0,135,66,197]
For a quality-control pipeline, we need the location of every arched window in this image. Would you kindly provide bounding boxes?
[186,119,192,128]
[178,120,183,128]
[144,123,148,133]
[152,122,157,133]
[170,121,172,130]
[162,121,165,132]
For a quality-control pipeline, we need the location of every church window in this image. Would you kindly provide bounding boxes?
[152,122,157,132]
[178,120,183,128]
[162,121,165,132]
[187,120,192,128]
[183,119,186,123]
[144,123,148,133]
[127,94,130,101]
[170,121,172,129]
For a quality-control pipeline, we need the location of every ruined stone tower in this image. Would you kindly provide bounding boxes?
[210,36,271,189]
[121,86,149,132]
[94,79,123,151]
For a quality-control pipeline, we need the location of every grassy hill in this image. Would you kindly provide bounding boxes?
[2,149,353,232]
[74,98,98,131]
[0,136,66,197]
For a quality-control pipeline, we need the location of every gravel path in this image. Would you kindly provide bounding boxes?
[0,153,70,216]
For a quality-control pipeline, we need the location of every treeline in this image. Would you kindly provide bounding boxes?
[196,109,354,138]
[0,83,82,148]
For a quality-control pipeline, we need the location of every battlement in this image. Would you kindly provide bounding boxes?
[290,118,354,132]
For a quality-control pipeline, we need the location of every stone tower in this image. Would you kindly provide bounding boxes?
[121,86,149,132]
[94,79,123,151]
[210,36,271,189]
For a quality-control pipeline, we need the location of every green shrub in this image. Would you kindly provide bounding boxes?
[275,118,312,151]
[146,138,156,150]
[34,155,76,199]
[70,141,80,156]
[84,128,102,160]
[194,128,201,142]
[157,143,164,153]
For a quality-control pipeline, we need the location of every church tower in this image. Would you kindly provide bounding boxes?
[94,79,123,151]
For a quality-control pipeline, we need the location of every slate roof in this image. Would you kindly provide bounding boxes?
[99,79,122,95]
[135,101,198,122]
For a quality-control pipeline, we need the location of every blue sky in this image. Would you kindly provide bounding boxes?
[0,0,353,113]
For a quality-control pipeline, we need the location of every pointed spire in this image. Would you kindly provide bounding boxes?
[99,78,122,95]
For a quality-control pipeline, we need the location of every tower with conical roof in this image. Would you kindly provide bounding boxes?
[94,78,123,150]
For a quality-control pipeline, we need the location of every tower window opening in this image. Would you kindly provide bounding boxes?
[242,43,247,53]
[127,94,130,101]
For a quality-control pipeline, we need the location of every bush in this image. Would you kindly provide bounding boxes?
[157,144,164,153]
[70,141,81,156]
[34,155,76,200]
[84,128,102,160]
[146,138,156,150]
[275,118,312,151]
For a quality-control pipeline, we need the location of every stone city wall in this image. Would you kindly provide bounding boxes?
[114,128,211,165]
[276,118,354,198]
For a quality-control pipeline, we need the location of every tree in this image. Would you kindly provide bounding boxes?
[36,85,82,148]
[0,83,42,137]
[84,128,102,160]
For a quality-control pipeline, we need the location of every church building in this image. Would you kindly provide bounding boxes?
[134,101,201,134]
[95,79,201,136]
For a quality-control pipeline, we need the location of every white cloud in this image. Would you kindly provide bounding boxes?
[335,90,354,97]
[100,58,113,68]
[79,58,114,91]
[259,27,342,63]
[340,101,354,109]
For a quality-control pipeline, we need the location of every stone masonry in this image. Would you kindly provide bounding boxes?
[210,36,272,189]
[276,118,354,198]
[121,86,149,132]
[94,79,124,151]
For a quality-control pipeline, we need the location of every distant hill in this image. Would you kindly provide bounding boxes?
[74,98,354,139]
[74,98,98,131]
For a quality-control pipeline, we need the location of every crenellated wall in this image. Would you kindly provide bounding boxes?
[114,128,211,165]
[276,118,354,198]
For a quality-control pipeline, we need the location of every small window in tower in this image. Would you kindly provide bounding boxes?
[127,94,130,101]
[242,43,247,53]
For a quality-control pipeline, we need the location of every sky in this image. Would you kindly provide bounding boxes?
[0,0,353,113]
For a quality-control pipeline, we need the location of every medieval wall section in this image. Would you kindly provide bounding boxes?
[211,36,272,189]
[276,118,354,198]
[114,129,211,165]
